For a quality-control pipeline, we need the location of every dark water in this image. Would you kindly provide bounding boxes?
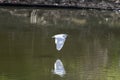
[0,7,120,80]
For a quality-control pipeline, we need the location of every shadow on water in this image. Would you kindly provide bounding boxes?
[0,7,120,80]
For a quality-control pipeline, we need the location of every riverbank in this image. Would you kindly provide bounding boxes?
[0,1,120,10]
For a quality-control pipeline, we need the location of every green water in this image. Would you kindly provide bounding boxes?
[0,7,120,80]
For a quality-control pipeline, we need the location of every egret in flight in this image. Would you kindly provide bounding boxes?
[52,34,68,51]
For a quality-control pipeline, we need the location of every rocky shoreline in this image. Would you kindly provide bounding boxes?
[0,0,120,10]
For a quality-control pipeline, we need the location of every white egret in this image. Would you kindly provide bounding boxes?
[52,34,68,51]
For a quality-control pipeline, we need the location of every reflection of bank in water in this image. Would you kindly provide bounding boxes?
[30,10,47,25]
[2,8,120,27]
[52,59,66,77]
[30,10,37,24]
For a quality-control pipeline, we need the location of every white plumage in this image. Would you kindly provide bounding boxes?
[52,34,68,51]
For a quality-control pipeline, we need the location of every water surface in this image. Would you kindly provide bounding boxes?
[0,7,120,80]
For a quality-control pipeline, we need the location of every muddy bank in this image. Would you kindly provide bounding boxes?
[0,0,120,10]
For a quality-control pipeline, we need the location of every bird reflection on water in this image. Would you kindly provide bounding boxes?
[52,59,66,77]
